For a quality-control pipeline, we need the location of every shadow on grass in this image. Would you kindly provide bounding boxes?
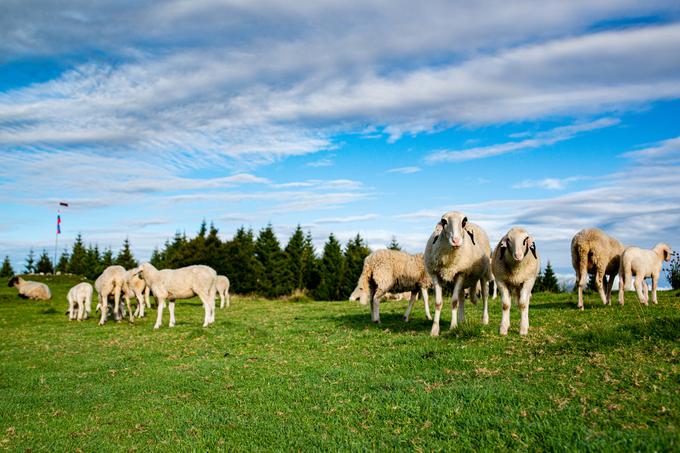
[548,316,680,354]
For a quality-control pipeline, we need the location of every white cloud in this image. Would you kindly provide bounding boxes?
[386,166,421,174]
[513,176,586,190]
[314,214,378,224]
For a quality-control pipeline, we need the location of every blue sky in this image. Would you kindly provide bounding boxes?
[1,1,680,286]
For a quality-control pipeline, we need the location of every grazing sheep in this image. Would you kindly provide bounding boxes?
[424,211,492,336]
[7,276,52,300]
[571,228,624,309]
[94,265,128,325]
[492,227,540,335]
[67,282,93,321]
[216,275,231,309]
[123,270,151,318]
[134,262,217,329]
[618,243,672,306]
[349,249,432,323]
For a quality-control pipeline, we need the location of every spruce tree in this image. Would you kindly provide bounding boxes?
[542,261,560,293]
[84,244,101,279]
[302,231,320,292]
[254,224,289,297]
[164,232,188,268]
[115,238,138,269]
[56,249,69,273]
[203,223,223,272]
[150,246,164,268]
[342,234,370,297]
[534,268,544,292]
[35,249,54,274]
[223,227,261,294]
[666,252,680,290]
[184,221,208,266]
[285,226,307,291]
[24,248,35,274]
[315,234,345,301]
[387,236,401,251]
[0,256,14,277]
[101,248,114,269]
[68,234,88,276]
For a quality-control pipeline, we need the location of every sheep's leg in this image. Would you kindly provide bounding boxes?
[499,281,511,336]
[576,269,587,310]
[78,299,85,321]
[124,292,134,323]
[605,273,615,305]
[372,289,385,324]
[144,286,151,308]
[518,284,532,335]
[226,289,230,308]
[481,279,490,325]
[651,276,658,304]
[98,293,107,325]
[595,270,608,305]
[421,287,432,321]
[430,282,443,337]
[113,287,122,322]
[403,291,417,322]
[450,278,464,330]
[219,290,225,309]
[137,290,145,318]
[634,276,647,305]
[168,301,176,327]
[154,298,165,329]
[68,297,75,321]
[617,270,626,305]
[85,294,91,319]
[209,284,217,323]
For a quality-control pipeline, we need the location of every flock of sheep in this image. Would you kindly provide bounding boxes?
[7,210,673,335]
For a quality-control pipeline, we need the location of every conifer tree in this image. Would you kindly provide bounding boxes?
[224,227,261,294]
[56,249,69,273]
[100,247,114,269]
[254,224,290,297]
[35,249,54,274]
[302,231,320,292]
[534,268,544,292]
[68,234,88,276]
[285,226,307,291]
[203,223,222,272]
[315,234,345,301]
[84,244,101,279]
[387,236,401,251]
[342,234,370,297]
[24,248,35,274]
[150,246,164,268]
[542,261,560,293]
[115,238,138,269]
[0,256,14,277]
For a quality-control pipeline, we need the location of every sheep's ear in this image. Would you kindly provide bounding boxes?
[499,239,508,259]
[462,216,468,228]
[529,239,537,259]
[432,219,446,243]
[466,229,475,245]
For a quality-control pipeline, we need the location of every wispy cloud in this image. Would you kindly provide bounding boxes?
[314,214,378,224]
[306,158,334,167]
[512,176,586,190]
[426,118,619,163]
[386,166,421,174]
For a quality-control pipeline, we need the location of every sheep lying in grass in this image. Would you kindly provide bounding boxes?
[67,282,93,321]
[95,265,128,325]
[216,275,231,309]
[123,270,151,318]
[571,228,624,309]
[492,227,540,336]
[8,276,51,300]
[618,243,672,306]
[424,211,492,336]
[349,249,432,323]
[134,262,217,329]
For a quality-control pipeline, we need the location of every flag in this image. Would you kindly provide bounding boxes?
[59,202,69,207]
[57,214,61,234]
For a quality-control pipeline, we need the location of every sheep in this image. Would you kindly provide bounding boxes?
[571,228,624,310]
[66,282,93,321]
[618,243,672,306]
[216,275,231,309]
[123,269,151,318]
[133,262,217,329]
[7,276,52,300]
[94,265,129,325]
[492,227,540,336]
[424,211,492,336]
[348,249,432,323]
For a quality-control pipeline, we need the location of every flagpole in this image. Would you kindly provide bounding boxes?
[54,206,59,274]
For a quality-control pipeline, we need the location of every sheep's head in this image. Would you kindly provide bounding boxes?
[432,211,475,248]
[656,243,673,262]
[8,276,19,287]
[499,227,537,262]
[349,286,368,305]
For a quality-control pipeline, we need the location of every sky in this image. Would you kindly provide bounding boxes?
[1,1,680,286]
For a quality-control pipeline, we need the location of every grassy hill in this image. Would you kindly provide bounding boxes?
[1,276,679,451]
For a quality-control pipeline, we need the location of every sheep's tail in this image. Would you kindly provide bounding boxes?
[349,262,372,306]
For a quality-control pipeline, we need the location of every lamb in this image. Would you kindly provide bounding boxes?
[618,243,672,306]
[349,249,432,323]
[133,262,217,329]
[216,275,231,309]
[492,227,540,336]
[424,211,492,336]
[7,276,52,300]
[94,265,129,325]
[571,228,624,309]
[123,269,151,318]
[66,282,93,321]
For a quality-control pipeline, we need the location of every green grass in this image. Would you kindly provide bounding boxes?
[1,275,679,451]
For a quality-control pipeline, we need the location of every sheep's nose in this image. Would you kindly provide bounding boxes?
[513,252,523,261]
[451,237,462,247]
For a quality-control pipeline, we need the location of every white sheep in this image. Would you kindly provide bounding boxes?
[123,269,151,318]
[349,249,432,323]
[7,276,52,300]
[134,262,217,329]
[571,228,624,309]
[424,211,492,336]
[216,275,231,309]
[492,227,540,336]
[618,243,672,306]
[95,265,129,325]
[66,282,93,321]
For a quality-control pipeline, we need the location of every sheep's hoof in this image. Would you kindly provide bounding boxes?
[482,316,489,325]
[153,324,160,329]
[578,306,584,311]
[403,316,409,322]
[430,325,440,336]
[499,328,509,336]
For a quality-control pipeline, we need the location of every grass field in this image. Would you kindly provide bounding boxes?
[1,275,679,451]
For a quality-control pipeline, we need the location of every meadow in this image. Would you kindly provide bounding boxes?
[1,275,679,451]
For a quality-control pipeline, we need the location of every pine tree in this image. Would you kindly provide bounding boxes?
[68,234,88,276]
[342,234,370,297]
[314,234,345,301]
[150,246,164,268]
[184,221,208,266]
[302,231,320,292]
[542,261,560,293]
[224,227,261,294]
[387,236,401,251]
[115,238,138,269]
[56,249,70,273]
[84,244,101,279]
[35,249,54,274]
[101,247,114,269]
[285,226,307,291]
[24,248,35,274]
[666,252,680,290]
[0,256,14,277]
[534,268,544,292]
[254,224,290,297]
[164,232,189,268]
[203,223,223,272]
